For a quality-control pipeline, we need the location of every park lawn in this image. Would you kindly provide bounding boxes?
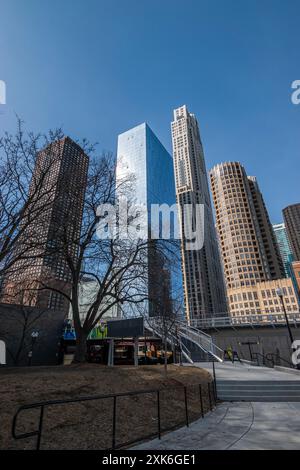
[0,363,213,450]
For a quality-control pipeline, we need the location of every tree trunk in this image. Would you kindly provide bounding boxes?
[73,330,88,363]
[14,320,28,366]
[164,338,168,377]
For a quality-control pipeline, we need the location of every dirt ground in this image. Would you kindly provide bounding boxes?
[0,363,213,450]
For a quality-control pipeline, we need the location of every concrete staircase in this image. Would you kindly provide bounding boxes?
[145,317,224,364]
[217,380,300,402]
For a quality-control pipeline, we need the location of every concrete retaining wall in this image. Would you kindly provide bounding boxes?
[0,303,65,366]
[206,325,300,365]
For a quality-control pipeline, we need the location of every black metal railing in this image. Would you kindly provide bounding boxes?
[12,381,216,450]
[252,351,294,369]
[268,352,295,369]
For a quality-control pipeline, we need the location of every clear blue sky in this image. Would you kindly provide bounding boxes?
[1,0,299,223]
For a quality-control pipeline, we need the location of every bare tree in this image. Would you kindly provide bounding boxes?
[1,122,182,364]
[40,149,185,362]
[30,150,157,362]
[147,294,183,377]
[136,254,184,376]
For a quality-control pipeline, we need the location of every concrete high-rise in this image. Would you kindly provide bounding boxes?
[209,162,299,317]
[273,223,294,277]
[210,162,285,289]
[171,105,228,321]
[2,137,88,313]
[247,176,285,280]
[283,203,300,261]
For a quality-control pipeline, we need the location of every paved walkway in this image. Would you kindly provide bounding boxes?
[133,401,300,450]
[196,361,300,381]
[133,363,300,450]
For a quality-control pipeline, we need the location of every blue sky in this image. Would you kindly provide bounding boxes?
[0,0,299,222]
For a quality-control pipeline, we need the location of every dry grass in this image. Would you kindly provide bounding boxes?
[0,363,213,450]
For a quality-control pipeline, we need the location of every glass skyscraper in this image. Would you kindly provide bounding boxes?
[273,223,294,278]
[116,123,183,317]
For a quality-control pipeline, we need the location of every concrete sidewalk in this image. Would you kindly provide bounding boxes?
[133,401,300,450]
[133,363,300,450]
[196,361,300,381]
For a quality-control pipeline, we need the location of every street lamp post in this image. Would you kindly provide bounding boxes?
[28,331,39,366]
[276,288,294,345]
[276,288,299,369]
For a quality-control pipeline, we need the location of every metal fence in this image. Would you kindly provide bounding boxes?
[12,381,216,450]
[252,351,294,369]
[190,312,300,329]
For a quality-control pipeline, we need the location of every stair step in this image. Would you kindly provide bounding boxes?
[217,385,300,390]
[216,377,300,401]
[218,390,300,397]
[217,381,300,385]
[219,396,300,402]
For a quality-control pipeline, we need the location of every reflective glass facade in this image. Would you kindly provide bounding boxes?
[273,223,294,278]
[117,123,175,208]
[117,123,183,317]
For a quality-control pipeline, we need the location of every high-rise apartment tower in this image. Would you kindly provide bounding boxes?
[210,162,285,290]
[283,203,300,261]
[171,105,228,321]
[209,162,299,317]
[2,137,88,313]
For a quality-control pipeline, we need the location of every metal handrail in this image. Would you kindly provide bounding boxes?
[145,318,194,364]
[252,351,294,369]
[178,325,224,362]
[145,317,224,362]
[190,312,300,329]
[266,352,295,369]
[181,321,212,339]
[251,351,275,367]
[12,381,217,450]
